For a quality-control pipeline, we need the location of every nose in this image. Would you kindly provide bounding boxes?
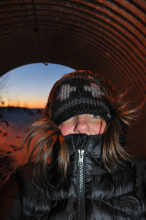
[74,115,90,134]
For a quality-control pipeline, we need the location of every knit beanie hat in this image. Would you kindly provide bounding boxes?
[48,70,114,126]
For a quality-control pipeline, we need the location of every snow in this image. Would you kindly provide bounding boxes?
[0,108,42,187]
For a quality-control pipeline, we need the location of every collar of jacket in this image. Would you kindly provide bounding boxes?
[64,133,104,159]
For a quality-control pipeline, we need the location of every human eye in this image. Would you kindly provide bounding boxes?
[90,114,101,119]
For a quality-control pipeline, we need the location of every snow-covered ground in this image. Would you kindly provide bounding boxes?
[0,108,42,187]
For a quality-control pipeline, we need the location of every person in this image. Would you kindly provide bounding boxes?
[0,70,146,220]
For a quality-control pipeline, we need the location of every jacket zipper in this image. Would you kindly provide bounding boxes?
[78,149,85,220]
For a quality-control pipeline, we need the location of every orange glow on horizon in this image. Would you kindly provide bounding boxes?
[2,101,46,109]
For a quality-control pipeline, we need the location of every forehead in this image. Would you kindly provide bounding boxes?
[61,114,107,125]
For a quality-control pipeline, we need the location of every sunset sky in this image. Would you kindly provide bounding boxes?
[0,63,75,109]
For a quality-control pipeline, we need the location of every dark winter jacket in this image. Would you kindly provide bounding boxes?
[1,134,146,220]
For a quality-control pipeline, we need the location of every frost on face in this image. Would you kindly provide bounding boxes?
[84,83,104,98]
[57,84,76,101]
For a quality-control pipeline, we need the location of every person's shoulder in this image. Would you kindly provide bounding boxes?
[13,162,38,189]
[116,158,146,187]
[14,163,51,197]
[15,162,33,174]
[14,162,33,180]
[130,157,146,170]
[130,158,146,186]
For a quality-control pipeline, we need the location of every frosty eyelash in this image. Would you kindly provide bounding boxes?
[90,114,101,119]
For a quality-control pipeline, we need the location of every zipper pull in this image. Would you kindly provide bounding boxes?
[78,149,84,166]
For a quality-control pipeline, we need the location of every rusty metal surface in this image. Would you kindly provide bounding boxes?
[0,0,145,157]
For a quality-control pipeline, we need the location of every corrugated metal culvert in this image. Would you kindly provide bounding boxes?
[0,0,145,157]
